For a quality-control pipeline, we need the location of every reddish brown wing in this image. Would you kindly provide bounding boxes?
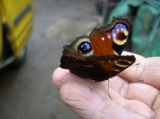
[89,17,130,56]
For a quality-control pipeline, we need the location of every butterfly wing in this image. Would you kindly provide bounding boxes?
[60,55,108,81]
[89,55,135,80]
[60,55,135,82]
[59,17,134,82]
[89,17,130,56]
[62,36,94,59]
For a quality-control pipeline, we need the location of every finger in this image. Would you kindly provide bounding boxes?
[52,67,93,89]
[153,95,160,110]
[52,67,126,100]
[60,82,97,119]
[122,99,154,119]
[153,94,160,119]
[52,68,129,96]
[101,75,159,109]
[120,52,160,89]
[119,51,145,82]
[60,81,152,119]
[52,67,74,89]
[154,108,160,119]
[125,83,159,108]
[107,75,159,109]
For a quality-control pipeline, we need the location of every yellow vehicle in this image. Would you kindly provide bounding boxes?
[0,0,33,69]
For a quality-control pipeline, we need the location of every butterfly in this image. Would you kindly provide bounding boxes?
[59,17,135,98]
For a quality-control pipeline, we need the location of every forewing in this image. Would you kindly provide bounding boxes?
[62,36,94,59]
[89,17,130,56]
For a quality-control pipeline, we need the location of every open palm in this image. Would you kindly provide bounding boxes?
[53,52,160,119]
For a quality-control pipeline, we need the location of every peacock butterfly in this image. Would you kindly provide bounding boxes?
[59,17,135,97]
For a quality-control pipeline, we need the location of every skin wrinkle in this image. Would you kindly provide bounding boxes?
[120,79,129,97]
[152,92,160,111]
[98,96,152,119]
[154,108,160,119]
[146,59,160,89]
[98,99,143,119]
[140,87,153,107]
[61,83,93,118]
[143,86,159,108]
[125,100,154,119]
[135,58,146,81]
[110,77,119,93]
[129,99,154,118]
[92,82,109,97]
[99,100,117,119]
[91,95,104,119]
[109,76,129,98]
[138,57,160,88]
[99,108,115,119]
[90,84,118,119]
[89,93,110,119]
[71,109,89,119]
[152,93,160,119]
[60,84,74,103]
[90,82,116,118]
[61,84,83,106]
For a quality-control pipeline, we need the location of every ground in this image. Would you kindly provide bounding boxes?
[0,0,99,119]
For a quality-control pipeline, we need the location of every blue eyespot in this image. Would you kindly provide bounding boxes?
[112,23,128,33]
[78,42,92,54]
[111,23,128,40]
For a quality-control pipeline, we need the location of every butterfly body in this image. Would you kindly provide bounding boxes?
[60,17,135,82]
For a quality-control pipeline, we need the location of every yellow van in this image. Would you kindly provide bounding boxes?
[0,0,33,69]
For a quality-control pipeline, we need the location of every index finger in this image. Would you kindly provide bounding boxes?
[119,51,160,89]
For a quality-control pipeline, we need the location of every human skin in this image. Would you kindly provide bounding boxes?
[52,52,160,119]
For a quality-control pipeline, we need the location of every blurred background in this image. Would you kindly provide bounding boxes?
[0,0,160,119]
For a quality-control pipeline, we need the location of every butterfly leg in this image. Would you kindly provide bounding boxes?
[108,79,113,100]
[90,81,96,92]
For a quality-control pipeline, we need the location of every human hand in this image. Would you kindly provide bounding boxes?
[52,52,160,119]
